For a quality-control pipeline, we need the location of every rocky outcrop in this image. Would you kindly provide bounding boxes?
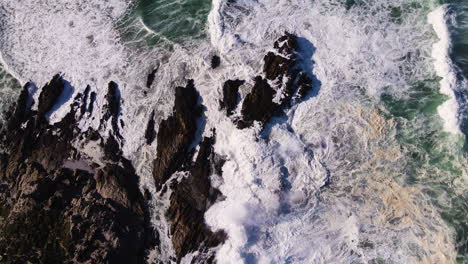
[0,75,156,264]
[79,85,91,117]
[145,110,156,145]
[167,134,226,262]
[37,74,65,120]
[238,76,277,129]
[237,33,314,128]
[150,80,225,262]
[152,80,203,190]
[211,55,221,69]
[101,81,122,137]
[0,33,318,264]
[220,79,244,116]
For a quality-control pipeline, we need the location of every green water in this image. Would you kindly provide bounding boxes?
[0,66,21,127]
[382,80,468,262]
[441,0,468,78]
[121,0,212,47]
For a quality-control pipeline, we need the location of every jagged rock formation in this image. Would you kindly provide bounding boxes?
[237,33,314,128]
[152,80,203,190]
[0,75,156,264]
[0,33,316,264]
[37,74,65,120]
[80,85,91,117]
[167,134,226,262]
[220,79,244,116]
[238,76,277,129]
[150,80,226,263]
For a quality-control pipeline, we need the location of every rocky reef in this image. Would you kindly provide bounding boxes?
[0,76,156,264]
[0,33,314,264]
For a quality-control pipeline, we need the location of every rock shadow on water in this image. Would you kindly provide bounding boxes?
[45,76,75,121]
[295,37,321,100]
[260,37,321,139]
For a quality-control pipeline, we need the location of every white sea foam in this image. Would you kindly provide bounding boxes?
[0,0,461,263]
[428,6,461,134]
[200,0,458,263]
[0,0,133,125]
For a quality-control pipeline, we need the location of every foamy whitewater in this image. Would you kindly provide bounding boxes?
[0,0,467,263]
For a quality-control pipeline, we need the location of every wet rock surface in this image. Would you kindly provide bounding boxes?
[238,76,277,129]
[220,79,244,116]
[0,33,317,264]
[37,74,65,120]
[150,80,226,263]
[145,110,156,145]
[152,80,203,190]
[146,67,159,88]
[0,76,156,264]
[211,55,221,69]
[237,33,314,128]
[167,134,226,263]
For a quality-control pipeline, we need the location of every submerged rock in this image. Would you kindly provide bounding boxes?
[146,67,159,89]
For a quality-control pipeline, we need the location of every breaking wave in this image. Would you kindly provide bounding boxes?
[0,0,466,263]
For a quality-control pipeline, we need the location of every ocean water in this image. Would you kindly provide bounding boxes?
[0,0,466,263]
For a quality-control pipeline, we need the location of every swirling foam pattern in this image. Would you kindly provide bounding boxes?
[0,0,466,263]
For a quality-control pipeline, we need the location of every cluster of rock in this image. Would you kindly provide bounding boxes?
[0,75,156,264]
[150,80,226,262]
[219,33,313,128]
[0,33,314,263]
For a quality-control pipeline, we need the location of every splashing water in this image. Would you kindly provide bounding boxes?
[0,0,466,263]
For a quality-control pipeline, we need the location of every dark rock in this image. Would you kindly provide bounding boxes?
[0,162,155,264]
[102,81,121,123]
[263,34,298,82]
[88,91,97,115]
[167,133,226,262]
[238,76,277,129]
[37,74,65,120]
[7,82,34,131]
[211,55,221,69]
[103,133,123,162]
[80,85,91,117]
[146,67,159,89]
[297,71,313,99]
[149,80,225,261]
[145,110,156,145]
[220,79,244,116]
[152,80,202,190]
[237,33,314,128]
[0,75,157,264]
[100,81,122,142]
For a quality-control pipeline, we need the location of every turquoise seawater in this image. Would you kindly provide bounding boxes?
[342,1,467,261]
[0,66,21,127]
[120,0,212,47]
